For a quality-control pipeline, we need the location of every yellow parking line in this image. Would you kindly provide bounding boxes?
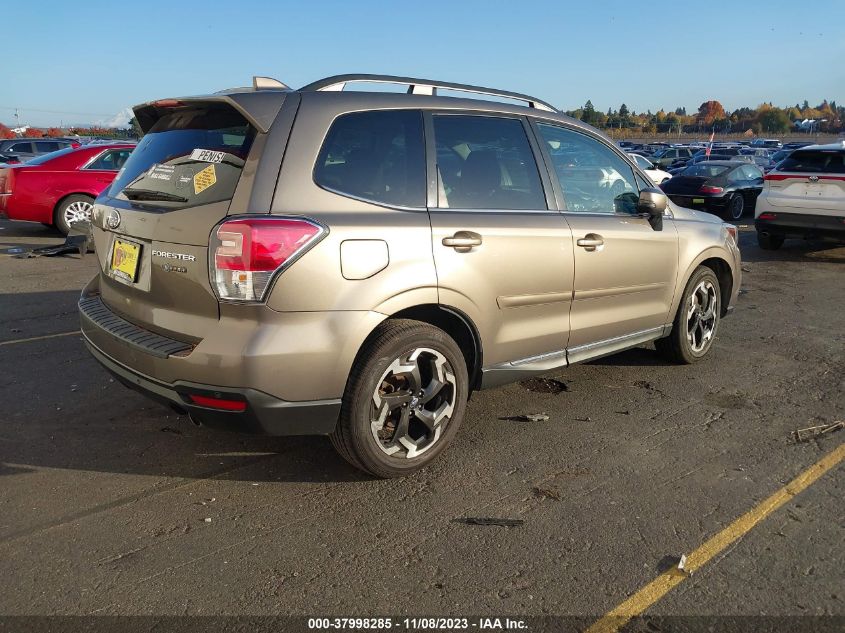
[0,330,80,347]
[586,441,845,633]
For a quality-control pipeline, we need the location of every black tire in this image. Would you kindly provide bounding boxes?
[757,231,784,250]
[329,319,469,478]
[655,266,721,364]
[724,194,744,221]
[54,194,94,235]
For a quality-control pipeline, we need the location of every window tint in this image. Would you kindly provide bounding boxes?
[740,164,762,180]
[314,110,425,208]
[108,105,256,211]
[778,150,845,174]
[9,142,32,153]
[536,123,639,214]
[683,164,730,178]
[432,115,545,210]
[86,149,133,171]
[35,141,58,152]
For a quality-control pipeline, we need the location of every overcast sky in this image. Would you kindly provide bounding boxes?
[2,0,842,127]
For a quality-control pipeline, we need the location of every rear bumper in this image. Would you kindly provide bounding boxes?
[755,212,845,241]
[84,336,341,435]
[667,194,729,215]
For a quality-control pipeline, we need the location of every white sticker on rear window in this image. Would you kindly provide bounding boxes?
[148,164,175,181]
[190,149,226,164]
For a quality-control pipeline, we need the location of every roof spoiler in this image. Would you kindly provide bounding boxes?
[132,89,290,135]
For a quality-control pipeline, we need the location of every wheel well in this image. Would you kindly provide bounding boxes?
[53,192,95,220]
[389,305,482,391]
[700,257,733,316]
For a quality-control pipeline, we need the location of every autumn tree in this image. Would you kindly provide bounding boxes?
[697,100,726,126]
[46,127,64,137]
[0,123,15,140]
[25,127,44,137]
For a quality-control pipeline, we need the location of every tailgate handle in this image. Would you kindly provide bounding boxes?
[442,231,482,252]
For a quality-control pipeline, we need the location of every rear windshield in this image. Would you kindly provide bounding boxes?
[108,105,256,209]
[683,164,731,178]
[24,147,77,166]
[777,150,845,174]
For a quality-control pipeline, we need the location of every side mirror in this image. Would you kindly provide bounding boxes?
[637,187,667,231]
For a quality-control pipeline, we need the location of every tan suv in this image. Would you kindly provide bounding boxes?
[79,74,741,477]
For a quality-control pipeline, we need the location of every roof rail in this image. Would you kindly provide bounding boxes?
[299,74,557,113]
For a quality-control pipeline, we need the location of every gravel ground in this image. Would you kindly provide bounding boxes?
[0,219,842,630]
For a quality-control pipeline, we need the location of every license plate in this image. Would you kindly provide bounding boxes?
[692,198,705,204]
[111,238,141,283]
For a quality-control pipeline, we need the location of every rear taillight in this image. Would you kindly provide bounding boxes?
[210,216,324,302]
[700,185,724,194]
[758,212,777,220]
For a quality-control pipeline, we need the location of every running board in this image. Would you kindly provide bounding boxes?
[479,325,670,389]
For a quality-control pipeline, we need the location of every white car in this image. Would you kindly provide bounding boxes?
[754,141,845,249]
[628,153,672,184]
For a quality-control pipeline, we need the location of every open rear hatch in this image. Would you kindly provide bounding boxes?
[91,94,286,340]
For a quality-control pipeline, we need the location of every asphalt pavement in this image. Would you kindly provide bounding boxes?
[0,219,842,631]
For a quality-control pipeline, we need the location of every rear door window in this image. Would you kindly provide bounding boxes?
[35,141,59,152]
[107,105,256,209]
[314,110,425,208]
[778,150,845,174]
[432,114,545,210]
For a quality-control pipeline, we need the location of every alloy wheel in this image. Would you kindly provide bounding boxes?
[686,280,718,353]
[370,347,457,459]
[63,200,93,226]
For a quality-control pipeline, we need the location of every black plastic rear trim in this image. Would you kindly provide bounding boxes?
[79,295,193,358]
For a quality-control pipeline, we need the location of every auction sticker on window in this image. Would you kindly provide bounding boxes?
[190,149,226,163]
[193,164,217,195]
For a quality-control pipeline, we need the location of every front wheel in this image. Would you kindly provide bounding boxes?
[330,319,468,478]
[55,194,94,235]
[655,266,721,364]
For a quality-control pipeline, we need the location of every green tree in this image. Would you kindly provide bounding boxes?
[757,108,791,133]
[619,103,629,118]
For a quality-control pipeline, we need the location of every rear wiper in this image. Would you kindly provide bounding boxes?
[122,188,188,203]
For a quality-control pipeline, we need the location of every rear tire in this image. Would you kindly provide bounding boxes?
[655,266,721,364]
[54,194,94,235]
[757,231,784,250]
[329,319,469,478]
[724,194,744,221]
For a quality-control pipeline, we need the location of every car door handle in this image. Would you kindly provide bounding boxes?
[442,231,482,252]
[576,234,604,251]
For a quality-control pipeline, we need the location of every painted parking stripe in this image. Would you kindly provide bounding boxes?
[586,441,845,633]
[0,330,80,347]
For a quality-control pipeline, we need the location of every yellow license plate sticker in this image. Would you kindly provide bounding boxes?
[692,197,705,204]
[111,238,141,282]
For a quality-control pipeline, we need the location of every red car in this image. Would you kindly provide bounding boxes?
[0,143,135,234]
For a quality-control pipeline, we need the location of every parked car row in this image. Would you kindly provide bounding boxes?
[0,143,135,233]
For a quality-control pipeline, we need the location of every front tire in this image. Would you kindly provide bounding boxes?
[655,266,721,364]
[330,319,469,478]
[54,194,94,235]
[757,231,784,250]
